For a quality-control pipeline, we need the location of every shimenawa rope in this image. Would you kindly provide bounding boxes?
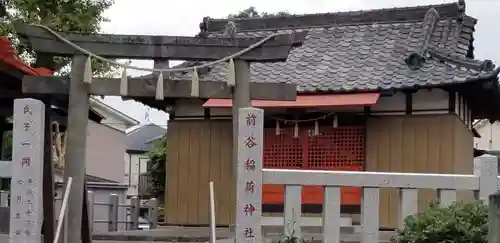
[30,24,283,99]
[52,121,66,169]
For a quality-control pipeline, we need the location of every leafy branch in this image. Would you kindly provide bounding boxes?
[0,0,117,76]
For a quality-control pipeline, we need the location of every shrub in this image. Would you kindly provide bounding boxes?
[157,205,165,223]
[273,221,312,243]
[393,201,488,243]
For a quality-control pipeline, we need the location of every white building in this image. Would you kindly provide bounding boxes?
[474,119,500,150]
[89,97,139,132]
[124,124,167,197]
[54,97,140,183]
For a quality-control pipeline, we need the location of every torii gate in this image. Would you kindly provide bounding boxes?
[15,23,306,243]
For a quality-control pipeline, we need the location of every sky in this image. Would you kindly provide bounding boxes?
[98,0,500,129]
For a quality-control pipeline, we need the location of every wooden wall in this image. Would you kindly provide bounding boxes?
[165,113,474,227]
[366,114,474,229]
[165,120,235,226]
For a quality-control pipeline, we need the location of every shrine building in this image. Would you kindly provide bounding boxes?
[137,1,500,229]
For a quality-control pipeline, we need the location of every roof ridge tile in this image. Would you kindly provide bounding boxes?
[201,2,462,33]
[407,47,495,72]
[418,8,440,56]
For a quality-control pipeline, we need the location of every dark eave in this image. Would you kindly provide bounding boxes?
[474,148,488,157]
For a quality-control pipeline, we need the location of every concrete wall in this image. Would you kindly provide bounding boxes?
[0,182,128,236]
[55,182,128,233]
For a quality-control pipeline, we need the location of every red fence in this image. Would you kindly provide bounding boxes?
[263,126,364,205]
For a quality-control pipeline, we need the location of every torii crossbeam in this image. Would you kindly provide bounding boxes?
[15,23,307,243]
[15,23,307,61]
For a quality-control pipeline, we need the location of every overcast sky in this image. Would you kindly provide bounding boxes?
[98,0,500,128]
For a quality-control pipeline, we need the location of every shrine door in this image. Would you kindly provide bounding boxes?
[263,126,364,206]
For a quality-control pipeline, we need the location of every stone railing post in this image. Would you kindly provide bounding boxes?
[148,198,158,229]
[108,194,119,232]
[474,154,498,203]
[398,188,418,229]
[87,191,94,234]
[489,192,500,243]
[284,185,302,238]
[130,196,140,230]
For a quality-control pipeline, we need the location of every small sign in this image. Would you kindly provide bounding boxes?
[10,99,45,243]
[235,108,263,243]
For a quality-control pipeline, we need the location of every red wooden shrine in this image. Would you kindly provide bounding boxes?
[263,125,364,205]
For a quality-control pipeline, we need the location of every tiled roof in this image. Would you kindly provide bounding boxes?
[126,124,167,153]
[171,1,500,93]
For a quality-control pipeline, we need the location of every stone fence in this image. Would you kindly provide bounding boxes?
[0,191,159,234]
[250,154,499,243]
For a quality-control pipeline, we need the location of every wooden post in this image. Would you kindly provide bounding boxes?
[34,54,56,243]
[489,192,500,243]
[0,121,5,159]
[42,97,56,243]
[63,55,90,243]
[82,181,92,243]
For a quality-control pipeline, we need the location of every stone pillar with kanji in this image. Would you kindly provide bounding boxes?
[235,107,264,243]
[10,98,44,243]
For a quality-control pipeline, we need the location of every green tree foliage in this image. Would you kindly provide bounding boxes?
[228,6,290,19]
[1,130,12,160]
[393,201,488,243]
[147,135,166,199]
[0,0,118,76]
